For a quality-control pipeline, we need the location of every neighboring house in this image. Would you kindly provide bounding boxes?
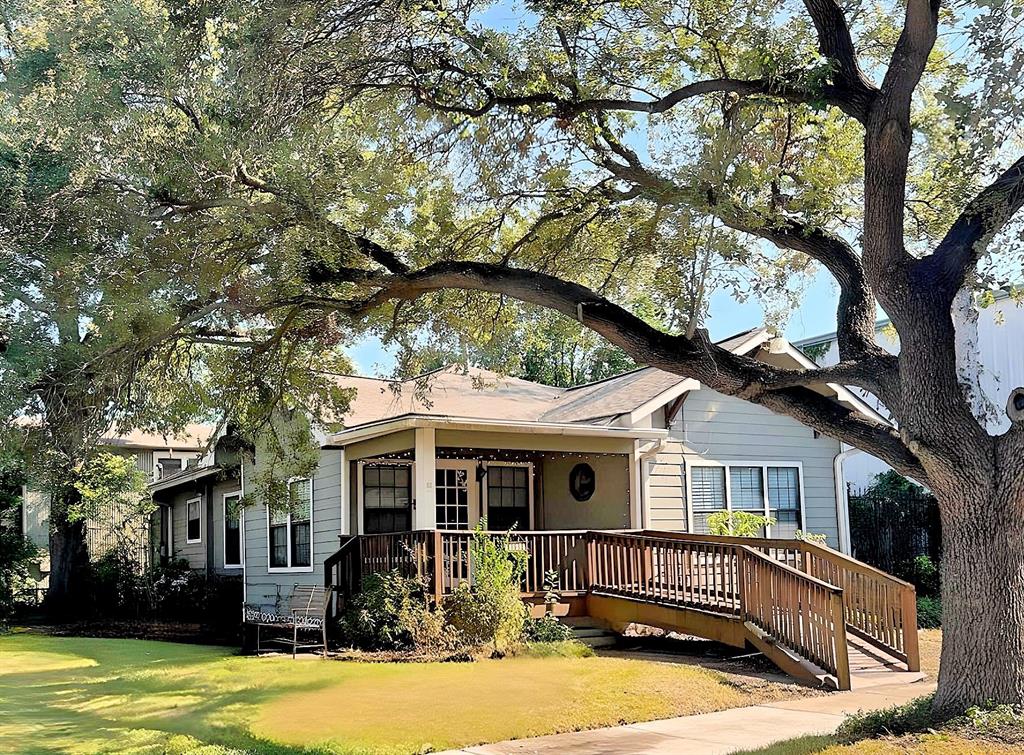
[795,288,1024,489]
[154,327,885,615]
[18,424,214,589]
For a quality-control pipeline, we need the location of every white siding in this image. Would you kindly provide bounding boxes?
[801,294,1024,488]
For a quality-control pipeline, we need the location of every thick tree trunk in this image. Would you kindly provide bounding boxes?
[934,478,1024,714]
[45,513,90,618]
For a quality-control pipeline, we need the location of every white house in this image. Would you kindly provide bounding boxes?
[795,289,1024,489]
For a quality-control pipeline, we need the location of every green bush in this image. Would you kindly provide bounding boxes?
[90,544,148,617]
[342,570,449,652]
[707,510,775,537]
[0,527,38,623]
[523,615,574,643]
[444,524,528,653]
[835,695,936,743]
[916,595,941,628]
[898,555,940,597]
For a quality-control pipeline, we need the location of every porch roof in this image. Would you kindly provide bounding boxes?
[324,414,669,448]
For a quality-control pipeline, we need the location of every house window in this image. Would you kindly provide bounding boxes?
[767,466,802,539]
[268,478,313,570]
[487,464,531,531]
[690,466,726,534]
[157,457,182,480]
[186,497,202,543]
[363,464,411,534]
[223,491,243,568]
[688,463,803,538]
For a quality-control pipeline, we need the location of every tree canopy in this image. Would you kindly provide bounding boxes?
[4,0,1024,711]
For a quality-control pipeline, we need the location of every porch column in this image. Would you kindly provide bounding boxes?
[629,440,643,529]
[413,427,436,530]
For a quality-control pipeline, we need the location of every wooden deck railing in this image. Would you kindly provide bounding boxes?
[639,530,919,671]
[324,528,916,679]
[587,531,849,686]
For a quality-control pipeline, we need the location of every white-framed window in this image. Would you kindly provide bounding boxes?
[156,456,183,480]
[267,477,313,572]
[685,461,804,538]
[223,490,244,569]
[483,462,534,531]
[185,497,202,543]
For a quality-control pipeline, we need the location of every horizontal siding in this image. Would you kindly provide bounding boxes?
[243,448,344,610]
[647,441,687,531]
[670,387,842,547]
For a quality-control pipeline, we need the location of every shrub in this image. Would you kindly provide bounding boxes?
[342,570,449,652]
[523,615,574,643]
[835,695,936,743]
[917,595,941,628]
[0,527,38,624]
[90,543,148,617]
[148,558,209,619]
[898,554,940,597]
[444,523,528,653]
[707,510,775,537]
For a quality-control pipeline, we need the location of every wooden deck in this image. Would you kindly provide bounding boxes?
[324,529,919,691]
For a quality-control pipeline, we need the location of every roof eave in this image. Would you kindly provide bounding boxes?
[324,414,669,447]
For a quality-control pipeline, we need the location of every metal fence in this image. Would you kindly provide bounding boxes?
[848,484,941,574]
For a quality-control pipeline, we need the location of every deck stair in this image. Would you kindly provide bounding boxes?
[562,617,618,649]
[325,528,921,691]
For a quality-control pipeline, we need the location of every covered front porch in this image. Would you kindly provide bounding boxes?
[331,417,668,536]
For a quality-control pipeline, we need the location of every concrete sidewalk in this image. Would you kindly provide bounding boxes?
[438,677,935,755]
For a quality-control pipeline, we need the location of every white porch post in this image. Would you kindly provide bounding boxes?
[629,440,643,529]
[339,447,348,535]
[413,427,437,530]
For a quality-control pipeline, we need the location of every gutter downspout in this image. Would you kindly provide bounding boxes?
[833,446,861,554]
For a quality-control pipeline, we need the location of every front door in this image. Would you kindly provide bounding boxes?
[435,460,480,530]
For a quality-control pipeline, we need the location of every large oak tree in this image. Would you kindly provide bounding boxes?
[4,0,1024,711]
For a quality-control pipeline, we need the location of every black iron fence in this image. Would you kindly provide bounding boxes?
[848,484,941,575]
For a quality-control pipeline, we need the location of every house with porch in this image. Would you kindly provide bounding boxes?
[155,328,919,689]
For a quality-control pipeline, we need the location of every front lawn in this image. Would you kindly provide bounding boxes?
[0,632,801,754]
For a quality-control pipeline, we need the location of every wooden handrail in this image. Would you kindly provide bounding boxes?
[587,530,850,687]
[641,529,919,670]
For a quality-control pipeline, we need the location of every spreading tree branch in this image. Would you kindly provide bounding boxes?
[801,0,878,119]
[916,153,1024,297]
[306,257,924,479]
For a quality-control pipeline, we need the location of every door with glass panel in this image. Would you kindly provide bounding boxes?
[435,460,479,530]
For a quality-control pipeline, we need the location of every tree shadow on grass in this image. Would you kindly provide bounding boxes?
[0,635,357,754]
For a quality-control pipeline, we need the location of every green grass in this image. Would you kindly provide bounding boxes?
[0,631,778,754]
[734,735,838,754]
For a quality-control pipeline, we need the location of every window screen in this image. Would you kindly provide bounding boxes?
[269,506,289,567]
[224,494,242,567]
[186,498,201,542]
[729,466,765,511]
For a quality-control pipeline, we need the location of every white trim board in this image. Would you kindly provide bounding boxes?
[683,458,806,539]
[185,496,203,544]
